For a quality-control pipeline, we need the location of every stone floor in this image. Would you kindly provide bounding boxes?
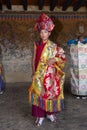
[0,83,87,130]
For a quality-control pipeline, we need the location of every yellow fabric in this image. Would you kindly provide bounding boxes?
[29,40,66,112]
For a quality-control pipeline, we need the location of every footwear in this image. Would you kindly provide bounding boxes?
[0,91,3,95]
[47,114,56,122]
[35,117,44,126]
[76,96,80,99]
[81,97,87,99]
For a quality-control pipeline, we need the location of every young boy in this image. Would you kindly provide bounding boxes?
[29,13,66,126]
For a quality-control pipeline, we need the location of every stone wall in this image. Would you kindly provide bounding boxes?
[0,12,87,83]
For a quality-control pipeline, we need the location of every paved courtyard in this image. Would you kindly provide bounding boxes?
[0,83,87,130]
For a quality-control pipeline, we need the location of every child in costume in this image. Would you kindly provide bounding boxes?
[29,13,66,126]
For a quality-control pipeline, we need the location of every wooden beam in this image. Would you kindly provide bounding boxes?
[62,0,72,11]
[0,2,2,10]
[38,0,44,10]
[5,0,11,9]
[50,0,58,11]
[22,0,27,10]
[73,0,86,11]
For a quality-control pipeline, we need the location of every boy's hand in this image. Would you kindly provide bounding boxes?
[47,58,56,66]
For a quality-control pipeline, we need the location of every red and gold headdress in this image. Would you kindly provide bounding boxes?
[35,13,55,32]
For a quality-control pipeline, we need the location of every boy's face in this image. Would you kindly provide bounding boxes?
[40,29,51,42]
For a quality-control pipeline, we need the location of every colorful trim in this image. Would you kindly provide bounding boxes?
[29,91,64,112]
